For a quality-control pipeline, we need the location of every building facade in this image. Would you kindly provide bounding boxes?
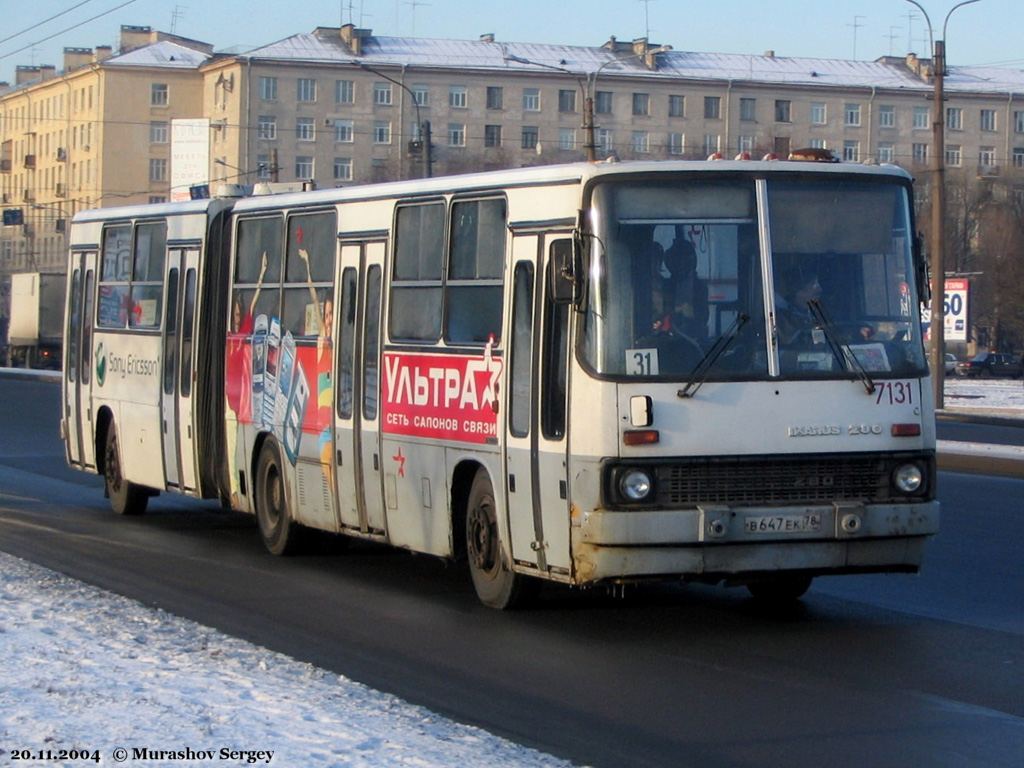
[3,23,1024,310]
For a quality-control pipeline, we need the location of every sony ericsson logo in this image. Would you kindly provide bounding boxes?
[94,343,159,386]
[96,342,107,386]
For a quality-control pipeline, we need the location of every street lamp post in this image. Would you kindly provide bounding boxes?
[353,62,431,178]
[903,0,981,411]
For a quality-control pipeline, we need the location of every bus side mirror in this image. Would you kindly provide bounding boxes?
[913,232,930,302]
[549,237,579,305]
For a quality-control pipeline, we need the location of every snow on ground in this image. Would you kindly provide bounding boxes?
[942,377,1024,417]
[0,552,573,768]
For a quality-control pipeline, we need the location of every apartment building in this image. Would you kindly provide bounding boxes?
[4,23,1024,288]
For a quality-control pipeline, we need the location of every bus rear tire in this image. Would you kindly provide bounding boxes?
[746,574,813,603]
[104,425,148,516]
[255,439,302,556]
[466,470,537,609]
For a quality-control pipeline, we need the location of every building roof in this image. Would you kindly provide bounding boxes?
[236,29,1024,96]
[103,40,210,70]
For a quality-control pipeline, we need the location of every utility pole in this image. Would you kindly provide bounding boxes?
[422,121,433,178]
[930,37,947,409]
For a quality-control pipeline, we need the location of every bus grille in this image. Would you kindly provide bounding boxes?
[653,455,893,506]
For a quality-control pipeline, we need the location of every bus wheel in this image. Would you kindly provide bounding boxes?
[104,425,148,516]
[746,574,813,603]
[255,440,301,556]
[466,470,536,609]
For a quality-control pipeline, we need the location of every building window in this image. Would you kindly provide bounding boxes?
[521,126,538,149]
[334,119,354,143]
[449,86,467,109]
[484,124,502,148]
[373,121,391,144]
[979,146,996,167]
[558,89,577,113]
[374,83,393,106]
[523,88,540,111]
[150,83,168,106]
[256,154,271,179]
[259,77,277,101]
[774,100,791,123]
[980,109,997,132]
[486,86,503,110]
[668,132,685,155]
[703,134,720,156]
[879,105,895,128]
[913,106,930,130]
[944,144,962,166]
[877,142,894,163]
[1015,111,1024,133]
[631,131,650,153]
[149,121,168,144]
[912,142,929,165]
[148,196,167,204]
[149,158,167,182]
[413,84,429,106]
[333,157,352,182]
[597,128,613,153]
[946,107,963,131]
[739,135,755,152]
[595,91,613,114]
[809,138,827,149]
[295,156,314,178]
[336,80,354,104]
[1012,147,1024,168]
[632,93,650,116]
[257,115,277,140]
[704,96,721,120]
[811,102,827,125]
[297,78,317,103]
[669,94,685,118]
[843,140,860,161]
[740,97,756,122]
[558,128,576,150]
[296,117,315,141]
[448,123,466,146]
[844,103,861,127]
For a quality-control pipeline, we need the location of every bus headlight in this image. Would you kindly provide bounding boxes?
[893,463,924,494]
[619,469,654,502]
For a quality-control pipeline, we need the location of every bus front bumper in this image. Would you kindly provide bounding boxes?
[574,501,939,583]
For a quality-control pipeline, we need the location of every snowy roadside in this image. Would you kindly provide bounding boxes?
[0,552,574,768]
[942,377,1024,419]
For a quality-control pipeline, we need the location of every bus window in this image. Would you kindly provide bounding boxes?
[363,265,382,420]
[81,269,94,384]
[180,268,197,397]
[336,268,357,419]
[283,211,335,338]
[509,262,534,438]
[98,225,132,328]
[390,202,443,341]
[129,222,167,330]
[445,197,506,344]
[67,268,81,382]
[163,268,179,395]
[542,241,570,440]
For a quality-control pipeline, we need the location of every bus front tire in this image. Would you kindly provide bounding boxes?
[466,470,536,609]
[104,425,148,516]
[255,440,302,556]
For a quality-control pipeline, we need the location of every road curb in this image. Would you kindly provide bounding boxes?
[937,440,1024,478]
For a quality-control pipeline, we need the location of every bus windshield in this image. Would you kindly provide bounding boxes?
[583,175,927,380]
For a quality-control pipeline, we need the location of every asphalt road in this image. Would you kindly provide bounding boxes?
[1,377,1022,768]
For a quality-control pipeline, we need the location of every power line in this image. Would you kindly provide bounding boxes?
[0,0,99,47]
[0,0,139,63]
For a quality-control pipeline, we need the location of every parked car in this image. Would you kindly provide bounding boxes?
[955,351,1023,378]
[944,353,958,375]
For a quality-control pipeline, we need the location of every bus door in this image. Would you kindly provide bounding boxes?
[333,241,387,535]
[503,234,572,574]
[64,250,98,470]
[160,247,200,492]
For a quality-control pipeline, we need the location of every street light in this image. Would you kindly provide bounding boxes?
[351,61,432,178]
[903,0,981,411]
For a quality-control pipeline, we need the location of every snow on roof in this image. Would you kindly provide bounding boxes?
[237,30,1024,95]
[104,40,210,69]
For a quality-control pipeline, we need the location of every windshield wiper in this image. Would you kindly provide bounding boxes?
[677,313,749,399]
[806,299,876,394]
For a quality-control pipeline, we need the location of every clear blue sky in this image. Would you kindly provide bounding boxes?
[4,0,1022,85]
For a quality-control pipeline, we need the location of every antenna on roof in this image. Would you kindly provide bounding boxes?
[404,0,430,36]
[638,0,655,41]
[847,14,865,60]
[170,5,186,35]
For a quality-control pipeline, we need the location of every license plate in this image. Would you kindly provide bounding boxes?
[744,513,822,534]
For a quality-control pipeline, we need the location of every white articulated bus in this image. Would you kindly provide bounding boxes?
[61,158,939,608]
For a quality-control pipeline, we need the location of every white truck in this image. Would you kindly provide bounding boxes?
[7,272,65,369]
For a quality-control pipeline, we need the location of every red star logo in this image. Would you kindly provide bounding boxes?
[392,446,406,478]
